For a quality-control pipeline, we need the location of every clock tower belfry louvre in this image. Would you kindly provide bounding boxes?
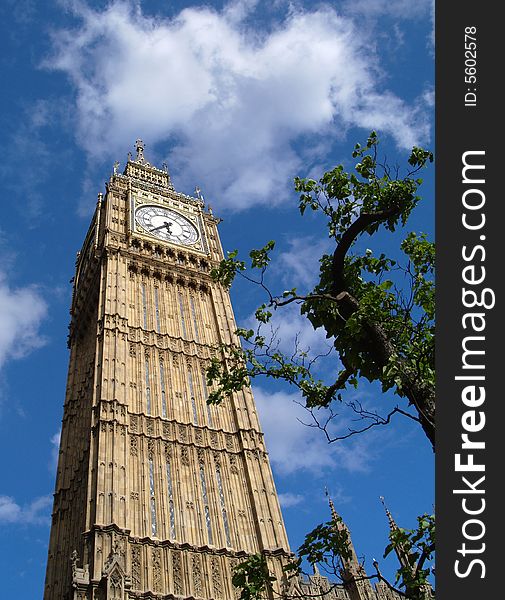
[44,141,292,600]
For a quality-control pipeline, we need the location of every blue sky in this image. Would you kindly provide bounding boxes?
[0,0,434,596]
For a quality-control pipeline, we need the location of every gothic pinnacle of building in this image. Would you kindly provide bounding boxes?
[379,496,434,600]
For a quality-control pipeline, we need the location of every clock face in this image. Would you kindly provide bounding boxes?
[135,205,199,245]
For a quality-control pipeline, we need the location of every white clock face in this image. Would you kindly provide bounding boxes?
[135,205,199,245]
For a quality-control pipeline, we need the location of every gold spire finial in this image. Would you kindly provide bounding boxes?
[325,487,339,524]
[380,495,398,531]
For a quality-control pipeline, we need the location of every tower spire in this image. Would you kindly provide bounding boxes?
[325,487,340,525]
[379,496,434,598]
[324,489,360,571]
[380,495,398,532]
[324,490,374,600]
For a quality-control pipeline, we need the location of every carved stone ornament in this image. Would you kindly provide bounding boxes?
[101,537,131,600]
[192,554,203,595]
[130,545,141,589]
[70,549,90,592]
[152,547,162,592]
[211,557,222,599]
[172,551,183,595]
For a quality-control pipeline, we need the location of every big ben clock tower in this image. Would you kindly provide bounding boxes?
[44,141,292,600]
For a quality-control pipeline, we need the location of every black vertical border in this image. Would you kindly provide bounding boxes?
[436,4,501,599]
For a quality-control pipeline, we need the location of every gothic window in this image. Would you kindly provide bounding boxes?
[199,461,213,545]
[201,368,213,427]
[166,460,176,539]
[215,465,231,547]
[149,456,157,536]
[141,282,148,329]
[178,291,187,339]
[109,569,123,600]
[190,295,200,342]
[160,359,167,418]
[154,287,161,333]
[145,358,151,414]
[188,369,198,425]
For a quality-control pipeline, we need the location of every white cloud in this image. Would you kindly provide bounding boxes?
[0,496,21,523]
[45,0,431,210]
[0,272,48,370]
[342,0,431,19]
[275,236,332,290]
[241,234,336,358]
[237,235,335,368]
[254,387,374,475]
[0,100,59,220]
[49,430,61,472]
[241,298,334,365]
[0,494,52,526]
[278,492,304,508]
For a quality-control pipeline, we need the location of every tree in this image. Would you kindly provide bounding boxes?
[208,131,435,449]
[230,511,435,600]
[207,132,435,599]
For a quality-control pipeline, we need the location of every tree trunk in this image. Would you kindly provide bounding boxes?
[336,292,435,450]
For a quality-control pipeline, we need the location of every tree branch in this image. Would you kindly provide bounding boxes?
[331,207,401,295]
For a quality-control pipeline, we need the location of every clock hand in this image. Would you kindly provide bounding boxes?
[150,221,172,233]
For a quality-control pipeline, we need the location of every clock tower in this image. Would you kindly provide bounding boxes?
[44,141,292,599]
